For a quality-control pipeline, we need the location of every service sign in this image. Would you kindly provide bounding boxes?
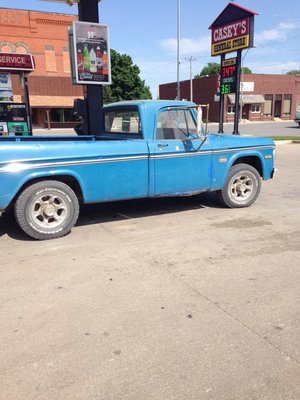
[0,53,35,71]
[72,21,111,85]
[211,18,253,56]
[220,57,237,95]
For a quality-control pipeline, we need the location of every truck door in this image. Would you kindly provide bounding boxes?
[150,108,212,196]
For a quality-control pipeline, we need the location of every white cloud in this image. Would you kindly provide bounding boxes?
[160,35,211,55]
[250,60,300,74]
[255,21,299,45]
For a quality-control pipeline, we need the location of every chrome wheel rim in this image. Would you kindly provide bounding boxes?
[229,173,254,202]
[30,193,68,229]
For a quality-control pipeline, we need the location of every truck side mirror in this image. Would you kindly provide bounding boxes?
[196,104,209,140]
[73,98,88,136]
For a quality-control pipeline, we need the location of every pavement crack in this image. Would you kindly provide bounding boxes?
[185,282,300,368]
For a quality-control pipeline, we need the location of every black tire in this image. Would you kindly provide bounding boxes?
[14,180,79,240]
[218,163,261,208]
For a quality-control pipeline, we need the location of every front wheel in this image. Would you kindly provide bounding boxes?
[14,180,79,240]
[218,163,261,208]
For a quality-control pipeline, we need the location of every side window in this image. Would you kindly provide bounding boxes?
[156,109,197,140]
[104,109,141,135]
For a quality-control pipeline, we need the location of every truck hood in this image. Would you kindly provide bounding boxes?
[209,133,275,151]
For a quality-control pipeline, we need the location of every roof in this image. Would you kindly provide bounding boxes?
[228,94,266,104]
[209,3,258,29]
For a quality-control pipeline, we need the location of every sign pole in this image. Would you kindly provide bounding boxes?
[23,73,33,136]
[218,54,225,133]
[78,0,103,136]
[233,50,242,135]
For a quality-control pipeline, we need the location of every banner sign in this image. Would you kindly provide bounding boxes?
[0,53,35,71]
[0,73,13,102]
[72,21,111,85]
[211,18,252,56]
[220,57,237,95]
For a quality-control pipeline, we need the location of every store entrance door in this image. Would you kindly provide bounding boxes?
[274,95,282,117]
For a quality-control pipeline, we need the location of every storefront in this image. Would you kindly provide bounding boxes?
[0,7,84,128]
[159,74,300,123]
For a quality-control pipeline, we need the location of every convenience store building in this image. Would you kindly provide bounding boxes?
[159,74,300,123]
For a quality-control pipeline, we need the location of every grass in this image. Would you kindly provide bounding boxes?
[271,136,300,141]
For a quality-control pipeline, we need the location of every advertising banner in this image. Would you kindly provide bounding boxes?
[0,73,13,102]
[211,18,252,56]
[72,21,111,85]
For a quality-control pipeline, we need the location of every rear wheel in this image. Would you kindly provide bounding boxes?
[218,163,261,208]
[14,180,79,240]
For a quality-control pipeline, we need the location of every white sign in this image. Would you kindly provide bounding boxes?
[240,81,254,92]
[0,73,13,102]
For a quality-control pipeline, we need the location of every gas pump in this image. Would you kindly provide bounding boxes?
[0,103,29,136]
[0,52,35,136]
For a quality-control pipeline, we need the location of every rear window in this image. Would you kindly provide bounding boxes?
[104,108,142,136]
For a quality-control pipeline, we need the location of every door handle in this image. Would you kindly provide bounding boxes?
[158,143,169,147]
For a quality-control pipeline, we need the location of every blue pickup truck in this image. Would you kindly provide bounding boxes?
[0,100,275,240]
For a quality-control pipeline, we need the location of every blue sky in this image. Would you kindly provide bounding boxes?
[8,0,300,97]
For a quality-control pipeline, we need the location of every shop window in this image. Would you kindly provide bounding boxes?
[45,45,57,73]
[0,41,14,52]
[283,94,292,115]
[297,102,300,112]
[251,104,260,113]
[264,95,273,115]
[50,108,78,123]
[227,105,235,114]
[63,47,71,73]
[15,42,30,53]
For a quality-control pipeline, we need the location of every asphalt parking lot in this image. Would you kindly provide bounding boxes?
[0,144,299,400]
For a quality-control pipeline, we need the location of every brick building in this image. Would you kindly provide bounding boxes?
[0,7,83,128]
[159,74,300,123]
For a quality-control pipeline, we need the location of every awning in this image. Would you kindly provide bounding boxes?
[13,95,83,107]
[228,94,266,104]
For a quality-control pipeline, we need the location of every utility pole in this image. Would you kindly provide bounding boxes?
[176,0,180,100]
[185,56,196,102]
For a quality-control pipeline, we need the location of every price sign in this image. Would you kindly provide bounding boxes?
[220,57,237,94]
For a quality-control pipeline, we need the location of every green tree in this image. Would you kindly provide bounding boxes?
[195,62,220,78]
[286,69,300,75]
[241,66,252,74]
[103,49,152,103]
[194,62,253,78]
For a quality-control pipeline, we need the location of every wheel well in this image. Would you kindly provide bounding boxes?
[232,156,263,177]
[12,175,84,207]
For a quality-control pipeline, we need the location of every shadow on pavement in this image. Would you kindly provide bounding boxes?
[0,193,223,241]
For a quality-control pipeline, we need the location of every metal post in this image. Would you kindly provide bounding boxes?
[78,0,104,135]
[23,73,33,136]
[176,0,180,100]
[233,50,242,135]
[218,54,225,133]
[185,56,196,102]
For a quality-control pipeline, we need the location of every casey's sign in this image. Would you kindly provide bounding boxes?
[0,53,35,71]
[211,18,252,56]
